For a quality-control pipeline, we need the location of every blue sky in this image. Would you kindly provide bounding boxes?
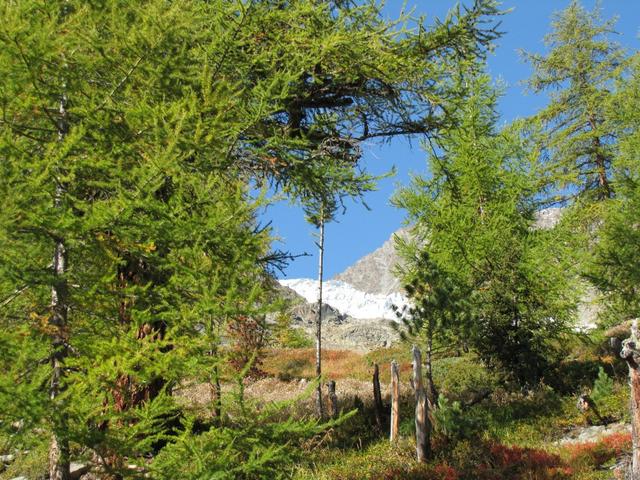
[262,0,640,280]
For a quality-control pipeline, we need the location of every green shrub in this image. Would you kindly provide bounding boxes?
[591,367,614,404]
[152,412,323,479]
[433,396,484,444]
[581,367,628,422]
[272,313,313,349]
[432,355,499,404]
[0,434,49,480]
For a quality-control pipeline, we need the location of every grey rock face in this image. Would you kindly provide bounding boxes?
[556,421,630,445]
[333,227,410,295]
[70,462,90,480]
[274,283,399,352]
[534,207,564,230]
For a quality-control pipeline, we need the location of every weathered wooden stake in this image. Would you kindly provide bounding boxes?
[327,381,338,419]
[413,346,431,462]
[373,363,384,429]
[390,360,399,442]
[620,319,640,479]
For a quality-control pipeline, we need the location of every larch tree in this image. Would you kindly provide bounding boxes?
[588,54,640,324]
[0,0,506,477]
[394,76,576,386]
[523,0,628,204]
[393,249,469,408]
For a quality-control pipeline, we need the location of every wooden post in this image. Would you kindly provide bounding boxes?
[327,381,338,419]
[390,360,399,442]
[413,346,430,462]
[373,363,384,429]
[620,319,640,479]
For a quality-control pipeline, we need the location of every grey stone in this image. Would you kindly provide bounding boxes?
[70,462,90,480]
[333,227,410,296]
[556,421,630,445]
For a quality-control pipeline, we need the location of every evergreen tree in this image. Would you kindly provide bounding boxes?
[394,76,576,385]
[523,1,628,203]
[393,250,469,405]
[0,0,505,476]
[0,1,278,476]
[587,55,640,323]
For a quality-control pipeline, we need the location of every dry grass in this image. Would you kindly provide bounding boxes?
[262,347,413,383]
[176,346,416,418]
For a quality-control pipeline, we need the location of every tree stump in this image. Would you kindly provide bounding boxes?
[390,360,399,443]
[373,363,384,429]
[620,319,640,479]
[413,346,431,462]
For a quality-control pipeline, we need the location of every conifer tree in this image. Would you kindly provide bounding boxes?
[523,1,628,203]
[394,250,469,406]
[588,55,640,323]
[394,76,576,385]
[0,0,506,476]
[0,1,276,476]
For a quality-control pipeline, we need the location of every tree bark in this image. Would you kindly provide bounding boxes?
[315,209,325,419]
[588,115,612,200]
[425,323,438,409]
[621,319,640,479]
[212,363,222,420]
[413,346,431,462]
[327,381,338,419]
[49,79,70,480]
[390,360,399,443]
[373,363,384,429]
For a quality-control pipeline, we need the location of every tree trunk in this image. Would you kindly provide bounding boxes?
[588,115,612,200]
[208,336,222,420]
[621,319,640,479]
[413,346,431,462]
[373,363,384,429]
[211,362,222,420]
[327,381,338,419]
[49,50,71,478]
[315,210,325,419]
[425,323,438,409]
[390,360,399,443]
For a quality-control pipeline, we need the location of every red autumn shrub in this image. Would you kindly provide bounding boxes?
[481,442,569,479]
[603,431,632,453]
[433,463,460,480]
[227,315,268,378]
[489,442,563,469]
[565,431,631,468]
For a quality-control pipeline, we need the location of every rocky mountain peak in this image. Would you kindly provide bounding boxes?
[332,227,410,295]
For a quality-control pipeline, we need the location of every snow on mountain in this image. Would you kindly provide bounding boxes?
[279,278,407,321]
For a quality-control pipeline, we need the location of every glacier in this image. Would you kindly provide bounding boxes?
[279,278,408,321]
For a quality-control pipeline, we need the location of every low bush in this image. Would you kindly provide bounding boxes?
[433,396,485,444]
[432,355,499,404]
[563,432,631,470]
[588,368,628,423]
[295,440,462,480]
[272,312,313,349]
[152,408,329,479]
